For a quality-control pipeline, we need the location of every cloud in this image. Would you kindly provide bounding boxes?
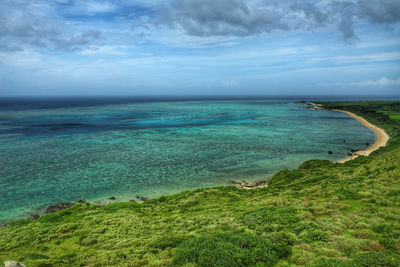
[311,52,400,64]
[221,80,240,88]
[357,0,400,24]
[0,44,23,52]
[158,0,289,37]
[320,77,400,87]
[80,45,126,55]
[0,0,102,51]
[158,0,400,40]
[351,77,400,86]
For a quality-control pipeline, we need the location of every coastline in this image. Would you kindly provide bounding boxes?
[235,102,390,189]
[1,101,392,221]
[309,102,390,163]
[330,108,390,163]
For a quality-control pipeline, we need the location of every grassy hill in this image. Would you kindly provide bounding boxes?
[1,101,400,267]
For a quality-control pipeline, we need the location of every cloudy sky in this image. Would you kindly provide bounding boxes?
[0,0,399,96]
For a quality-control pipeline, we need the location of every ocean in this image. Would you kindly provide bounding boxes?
[0,97,378,222]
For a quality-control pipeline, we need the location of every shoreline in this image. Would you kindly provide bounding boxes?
[1,102,391,222]
[330,108,390,163]
[235,102,390,189]
[308,102,389,163]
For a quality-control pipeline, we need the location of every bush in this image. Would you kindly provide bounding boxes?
[268,169,304,188]
[38,214,63,223]
[312,252,400,267]
[336,188,361,200]
[299,160,334,170]
[372,224,392,234]
[353,252,400,267]
[173,233,286,266]
[151,236,187,249]
[241,206,299,233]
[311,258,354,267]
[300,230,329,242]
[9,219,31,227]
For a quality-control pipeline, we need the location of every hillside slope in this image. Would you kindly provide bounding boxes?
[1,101,400,266]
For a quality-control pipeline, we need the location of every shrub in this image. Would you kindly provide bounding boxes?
[300,230,329,242]
[173,233,286,267]
[312,253,400,267]
[291,221,319,235]
[336,189,361,200]
[158,196,167,202]
[299,160,334,170]
[268,169,304,187]
[38,214,63,223]
[151,236,187,250]
[26,253,50,260]
[241,206,299,233]
[372,224,392,234]
[9,219,31,227]
[311,258,354,267]
[267,231,296,257]
[353,252,400,267]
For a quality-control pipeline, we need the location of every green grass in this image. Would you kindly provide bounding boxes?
[1,101,400,266]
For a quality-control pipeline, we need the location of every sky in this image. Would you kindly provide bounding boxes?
[0,0,399,97]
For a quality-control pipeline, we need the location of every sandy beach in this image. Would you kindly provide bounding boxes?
[332,109,390,163]
[307,102,390,163]
[235,103,391,189]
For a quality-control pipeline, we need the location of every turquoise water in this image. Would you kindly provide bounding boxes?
[0,99,376,222]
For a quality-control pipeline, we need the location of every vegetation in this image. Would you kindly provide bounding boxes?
[1,101,400,266]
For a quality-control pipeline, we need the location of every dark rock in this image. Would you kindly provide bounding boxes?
[136,195,148,201]
[347,152,353,156]
[351,149,359,153]
[77,199,86,203]
[30,214,40,220]
[343,140,346,142]
[109,196,116,200]
[366,142,370,146]
[328,151,333,154]
[45,203,74,214]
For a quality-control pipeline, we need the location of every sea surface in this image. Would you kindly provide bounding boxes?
[0,98,377,222]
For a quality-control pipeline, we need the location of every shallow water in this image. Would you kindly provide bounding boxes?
[0,99,376,222]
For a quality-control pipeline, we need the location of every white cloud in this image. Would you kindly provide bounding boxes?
[221,80,240,88]
[351,77,400,86]
[80,45,127,55]
[319,76,400,87]
[311,52,400,64]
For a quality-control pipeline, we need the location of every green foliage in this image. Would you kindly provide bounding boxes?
[336,188,361,200]
[173,233,284,267]
[299,160,334,170]
[300,230,329,243]
[9,219,31,227]
[37,214,63,223]
[241,206,300,233]
[353,252,400,267]
[151,236,188,249]
[312,252,400,267]
[267,169,304,187]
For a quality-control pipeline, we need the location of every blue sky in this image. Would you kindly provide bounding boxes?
[0,0,399,96]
